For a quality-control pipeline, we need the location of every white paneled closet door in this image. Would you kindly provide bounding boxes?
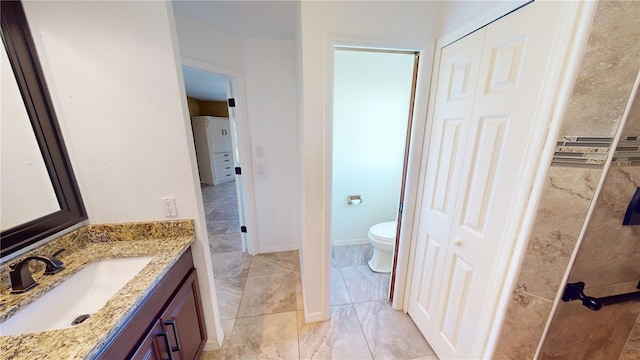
[408,2,565,359]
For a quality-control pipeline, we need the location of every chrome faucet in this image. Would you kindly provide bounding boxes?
[9,253,64,293]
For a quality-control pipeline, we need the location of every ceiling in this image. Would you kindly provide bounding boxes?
[172,0,298,40]
[174,1,298,101]
[182,67,228,101]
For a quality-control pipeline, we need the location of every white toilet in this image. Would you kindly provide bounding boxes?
[367,221,397,273]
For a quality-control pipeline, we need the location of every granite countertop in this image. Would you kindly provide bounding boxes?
[0,220,195,360]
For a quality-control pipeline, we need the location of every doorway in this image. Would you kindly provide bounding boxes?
[182,66,249,253]
[330,48,419,307]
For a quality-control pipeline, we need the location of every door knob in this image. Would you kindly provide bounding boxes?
[454,240,463,246]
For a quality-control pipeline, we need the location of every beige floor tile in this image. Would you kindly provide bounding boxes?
[340,265,390,303]
[200,349,225,360]
[354,301,436,360]
[214,233,243,253]
[331,268,352,305]
[237,272,297,317]
[226,312,299,360]
[212,252,252,279]
[206,208,240,222]
[248,251,296,276]
[208,230,222,253]
[202,318,236,360]
[207,219,241,234]
[332,244,373,267]
[293,250,301,272]
[298,305,372,359]
[220,318,235,350]
[296,271,304,311]
[215,277,247,319]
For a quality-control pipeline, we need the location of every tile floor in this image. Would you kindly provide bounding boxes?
[200,181,438,360]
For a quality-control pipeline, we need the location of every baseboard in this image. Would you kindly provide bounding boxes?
[332,238,369,246]
[258,243,299,253]
[204,339,221,351]
[303,310,329,323]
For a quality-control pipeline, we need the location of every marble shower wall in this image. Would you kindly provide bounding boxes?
[494,1,640,359]
[540,155,640,360]
[494,167,601,360]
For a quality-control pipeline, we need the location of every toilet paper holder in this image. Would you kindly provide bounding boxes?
[348,195,363,205]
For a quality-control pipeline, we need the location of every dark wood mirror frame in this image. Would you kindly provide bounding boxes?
[1,1,87,257]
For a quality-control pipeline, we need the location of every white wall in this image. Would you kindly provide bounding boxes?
[174,13,300,254]
[241,38,299,253]
[174,13,242,70]
[331,50,415,244]
[22,1,223,349]
[437,1,527,37]
[298,0,439,321]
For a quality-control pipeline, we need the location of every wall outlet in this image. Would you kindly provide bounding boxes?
[162,197,177,217]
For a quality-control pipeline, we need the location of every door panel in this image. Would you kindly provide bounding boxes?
[439,255,474,349]
[415,236,442,319]
[431,119,463,216]
[485,37,527,93]
[408,27,485,349]
[460,115,508,233]
[409,2,565,359]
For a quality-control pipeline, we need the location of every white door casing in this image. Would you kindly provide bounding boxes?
[181,57,259,256]
[408,3,566,359]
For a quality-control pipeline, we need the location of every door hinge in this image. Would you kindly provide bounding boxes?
[399,203,404,213]
[241,226,247,233]
[235,167,242,175]
[228,98,236,108]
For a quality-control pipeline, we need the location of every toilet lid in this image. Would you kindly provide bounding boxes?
[369,221,397,242]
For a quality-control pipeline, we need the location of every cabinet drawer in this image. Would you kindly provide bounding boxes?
[214,169,235,184]
[213,152,233,161]
[213,157,233,168]
[215,164,234,174]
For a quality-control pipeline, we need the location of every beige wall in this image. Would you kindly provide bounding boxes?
[494,1,640,359]
[186,96,228,118]
[186,96,200,117]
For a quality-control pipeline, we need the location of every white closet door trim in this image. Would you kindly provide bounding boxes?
[404,1,598,358]
[181,56,260,257]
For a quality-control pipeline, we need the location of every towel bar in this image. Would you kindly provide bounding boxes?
[561,281,640,311]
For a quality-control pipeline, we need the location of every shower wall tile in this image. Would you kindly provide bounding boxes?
[493,290,552,360]
[568,166,640,288]
[623,92,640,137]
[552,136,611,167]
[499,1,640,357]
[612,136,640,167]
[516,167,601,301]
[559,0,640,137]
[540,299,640,360]
[620,348,640,360]
[620,313,640,359]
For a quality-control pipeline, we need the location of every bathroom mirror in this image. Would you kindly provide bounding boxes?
[1,1,86,257]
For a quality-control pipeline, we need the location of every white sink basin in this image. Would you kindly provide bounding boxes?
[0,256,153,336]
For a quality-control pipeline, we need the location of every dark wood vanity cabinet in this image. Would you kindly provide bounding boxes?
[130,320,170,360]
[96,248,207,360]
[159,270,205,360]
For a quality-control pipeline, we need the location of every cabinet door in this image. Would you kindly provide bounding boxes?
[192,118,214,185]
[160,270,206,360]
[220,119,232,152]
[208,119,224,154]
[131,320,172,360]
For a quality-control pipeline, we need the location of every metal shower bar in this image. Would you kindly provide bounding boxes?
[562,281,640,311]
